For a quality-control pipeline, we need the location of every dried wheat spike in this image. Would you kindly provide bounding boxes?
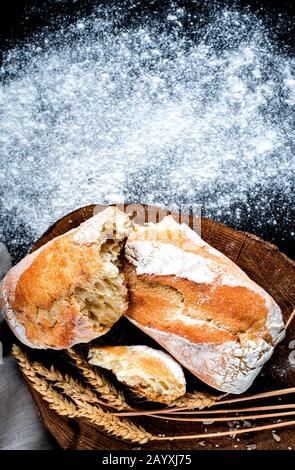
[12,344,154,444]
[12,344,77,418]
[13,346,104,406]
[170,391,222,410]
[74,399,153,444]
[31,361,64,382]
[12,344,295,444]
[55,375,105,405]
[68,348,131,410]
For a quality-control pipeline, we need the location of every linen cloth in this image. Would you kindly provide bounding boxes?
[0,242,54,449]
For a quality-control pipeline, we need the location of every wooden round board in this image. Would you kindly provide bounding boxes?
[19,204,295,450]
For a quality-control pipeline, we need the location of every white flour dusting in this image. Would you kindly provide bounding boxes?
[0,5,294,260]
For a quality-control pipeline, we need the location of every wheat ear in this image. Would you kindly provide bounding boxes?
[12,344,295,444]
[13,347,107,406]
[12,344,153,444]
[12,344,77,418]
[67,348,131,410]
[35,364,106,406]
[73,399,153,443]
[169,391,224,410]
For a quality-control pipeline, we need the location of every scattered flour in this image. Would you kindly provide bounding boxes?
[0,4,294,260]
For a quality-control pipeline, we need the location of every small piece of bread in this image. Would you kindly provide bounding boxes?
[88,345,186,403]
[0,207,132,349]
[124,215,285,394]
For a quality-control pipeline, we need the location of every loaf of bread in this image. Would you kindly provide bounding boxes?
[0,207,132,349]
[124,216,285,394]
[88,345,186,403]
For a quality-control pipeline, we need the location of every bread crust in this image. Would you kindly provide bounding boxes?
[125,216,285,394]
[88,345,186,403]
[0,207,131,349]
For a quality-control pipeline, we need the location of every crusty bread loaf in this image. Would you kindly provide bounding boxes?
[88,345,186,403]
[124,215,285,394]
[0,207,132,349]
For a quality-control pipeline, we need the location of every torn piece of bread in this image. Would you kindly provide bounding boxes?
[0,207,132,349]
[88,345,186,403]
[124,215,285,395]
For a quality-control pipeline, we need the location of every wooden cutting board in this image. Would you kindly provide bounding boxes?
[18,204,295,449]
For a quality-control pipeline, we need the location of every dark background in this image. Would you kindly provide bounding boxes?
[0,0,294,260]
[1,0,295,53]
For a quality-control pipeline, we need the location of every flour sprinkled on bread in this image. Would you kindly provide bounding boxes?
[125,216,285,394]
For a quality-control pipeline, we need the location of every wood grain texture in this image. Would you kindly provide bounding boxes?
[18,204,295,450]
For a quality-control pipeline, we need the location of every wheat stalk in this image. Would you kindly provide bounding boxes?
[11,344,295,444]
[115,392,223,417]
[12,344,153,444]
[67,348,131,410]
[14,346,107,406]
[156,419,295,441]
[286,307,295,330]
[73,399,153,444]
[169,391,222,410]
[55,375,105,405]
[12,344,77,418]
[30,361,64,382]
[153,409,295,422]
[164,403,295,415]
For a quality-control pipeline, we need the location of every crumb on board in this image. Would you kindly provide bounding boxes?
[246,444,257,450]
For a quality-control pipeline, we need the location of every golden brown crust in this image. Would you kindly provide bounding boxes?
[6,238,105,348]
[125,264,270,344]
[124,216,285,394]
[13,238,102,310]
[1,207,131,349]
[92,345,177,381]
[88,345,186,403]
